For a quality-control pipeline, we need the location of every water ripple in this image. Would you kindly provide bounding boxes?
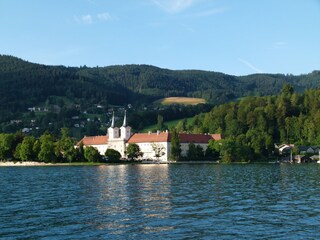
[1,164,320,239]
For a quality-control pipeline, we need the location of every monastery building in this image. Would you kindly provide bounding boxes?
[79,112,221,162]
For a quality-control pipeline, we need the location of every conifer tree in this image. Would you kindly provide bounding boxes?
[170,129,181,161]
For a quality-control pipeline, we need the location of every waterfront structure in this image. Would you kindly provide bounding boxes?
[78,112,221,162]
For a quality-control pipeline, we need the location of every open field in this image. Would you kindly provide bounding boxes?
[156,97,206,105]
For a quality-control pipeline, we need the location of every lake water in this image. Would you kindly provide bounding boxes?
[1,164,320,239]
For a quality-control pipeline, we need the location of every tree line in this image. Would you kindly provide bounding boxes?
[0,127,149,163]
[181,85,320,162]
[0,128,88,163]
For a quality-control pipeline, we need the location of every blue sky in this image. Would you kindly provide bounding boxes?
[1,0,319,76]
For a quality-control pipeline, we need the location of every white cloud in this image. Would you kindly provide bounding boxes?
[74,14,93,24]
[238,58,263,74]
[152,0,196,13]
[74,12,113,25]
[82,15,93,24]
[97,12,112,21]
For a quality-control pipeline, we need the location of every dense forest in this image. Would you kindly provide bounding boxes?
[1,54,320,138]
[2,85,320,163]
[176,85,320,162]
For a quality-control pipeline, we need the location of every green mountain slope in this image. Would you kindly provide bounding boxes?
[0,54,319,136]
[186,87,320,162]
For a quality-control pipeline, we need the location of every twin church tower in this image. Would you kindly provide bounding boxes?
[77,111,132,158]
[108,110,132,140]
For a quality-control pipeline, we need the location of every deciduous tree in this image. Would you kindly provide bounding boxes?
[38,133,56,162]
[151,142,165,160]
[84,146,101,162]
[105,148,121,162]
[0,133,14,160]
[18,136,36,161]
[126,143,143,161]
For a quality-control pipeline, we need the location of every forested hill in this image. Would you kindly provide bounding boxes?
[1,55,320,110]
[0,54,320,135]
[184,86,320,162]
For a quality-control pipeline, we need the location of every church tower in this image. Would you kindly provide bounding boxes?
[120,110,131,140]
[108,112,119,139]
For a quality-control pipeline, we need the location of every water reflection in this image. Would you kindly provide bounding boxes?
[1,164,320,239]
[94,164,174,235]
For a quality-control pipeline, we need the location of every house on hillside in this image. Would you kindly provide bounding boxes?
[298,146,320,155]
[77,112,222,162]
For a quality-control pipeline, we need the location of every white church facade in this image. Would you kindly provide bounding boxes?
[78,112,221,162]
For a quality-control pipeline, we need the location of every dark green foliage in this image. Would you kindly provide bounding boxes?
[1,55,320,162]
[32,140,41,159]
[219,138,253,163]
[75,142,85,162]
[56,128,78,162]
[1,55,320,137]
[126,143,143,161]
[0,133,14,160]
[84,146,101,162]
[176,118,188,133]
[0,129,90,163]
[187,143,204,160]
[205,140,220,160]
[170,129,181,161]
[188,85,320,161]
[16,136,36,161]
[38,133,56,162]
[105,148,121,162]
[281,84,294,97]
[157,114,165,130]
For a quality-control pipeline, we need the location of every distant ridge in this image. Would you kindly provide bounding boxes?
[0,54,319,129]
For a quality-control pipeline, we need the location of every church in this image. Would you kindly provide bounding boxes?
[78,112,221,162]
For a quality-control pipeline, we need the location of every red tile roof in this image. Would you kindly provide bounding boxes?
[128,132,222,144]
[128,132,169,143]
[211,134,222,141]
[78,132,222,145]
[178,133,214,143]
[78,135,108,146]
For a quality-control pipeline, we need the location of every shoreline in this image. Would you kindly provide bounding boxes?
[0,161,106,167]
[0,160,287,167]
[0,161,220,167]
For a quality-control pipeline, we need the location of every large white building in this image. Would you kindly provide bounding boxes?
[78,112,221,162]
